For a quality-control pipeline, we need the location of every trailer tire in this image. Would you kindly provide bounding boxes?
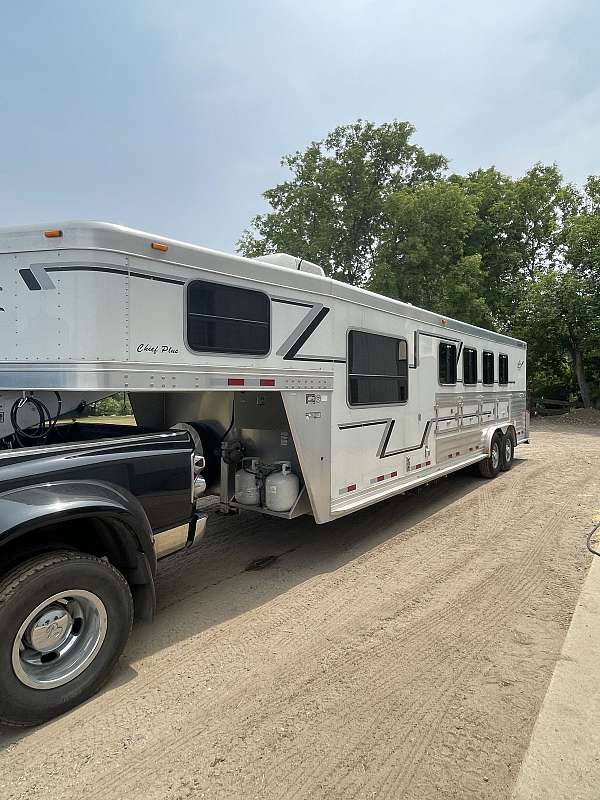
[478,433,502,479]
[0,550,133,727]
[500,432,514,471]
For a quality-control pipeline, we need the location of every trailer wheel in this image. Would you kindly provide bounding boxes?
[478,433,502,479]
[500,432,514,471]
[0,550,133,727]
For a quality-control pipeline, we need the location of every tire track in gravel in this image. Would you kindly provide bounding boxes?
[81,463,585,800]
[277,495,576,800]
[372,501,575,799]
[78,467,537,796]
[329,467,595,799]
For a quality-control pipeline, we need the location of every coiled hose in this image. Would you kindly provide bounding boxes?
[10,392,62,447]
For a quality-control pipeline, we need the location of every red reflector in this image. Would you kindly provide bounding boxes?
[448,454,453,459]
[415,464,422,470]
[260,378,275,387]
[348,484,356,492]
[390,471,397,478]
[376,475,384,482]
[425,461,431,466]
[228,378,245,386]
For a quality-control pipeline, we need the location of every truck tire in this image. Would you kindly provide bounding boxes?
[0,550,133,727]
[478,433,502,479]
[500,432,514,471]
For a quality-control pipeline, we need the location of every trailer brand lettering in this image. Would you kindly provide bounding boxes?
[137,343,179,355]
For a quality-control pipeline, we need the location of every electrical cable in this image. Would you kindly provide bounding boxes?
[219,404,236,444]
[10,392,62,447]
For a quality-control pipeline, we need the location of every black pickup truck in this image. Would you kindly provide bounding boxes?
[0,422,206,727]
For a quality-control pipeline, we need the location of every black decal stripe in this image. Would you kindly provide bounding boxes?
[272,297,314,308]
[382,420,433,458]
[292,356,346,364]
[45,265,185,285]
[282,306,330,360]
[338,417,433,459]
[339,419,389,430]
[379,419,395,456]
[19,268,42,291]
[274,299,342,363]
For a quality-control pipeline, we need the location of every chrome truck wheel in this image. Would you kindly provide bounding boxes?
[12,589,108,690]
[0,551,133,727]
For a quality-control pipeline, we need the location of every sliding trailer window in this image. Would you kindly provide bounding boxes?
[187,280,270,356]
[463,347,478,385]
[499,353,509,385]
[348,330,408,406]
[482,351,494,385]
[439,342,457,385]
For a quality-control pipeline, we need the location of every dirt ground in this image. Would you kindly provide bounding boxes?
[1,423,600,800]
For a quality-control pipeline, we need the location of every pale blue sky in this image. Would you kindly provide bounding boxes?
[1,1,598,251]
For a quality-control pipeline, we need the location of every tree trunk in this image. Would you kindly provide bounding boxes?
[571,346,592,408]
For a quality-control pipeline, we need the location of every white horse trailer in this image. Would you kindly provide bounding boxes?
[0,222,528,524]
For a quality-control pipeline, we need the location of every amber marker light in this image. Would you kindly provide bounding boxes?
[151,242,168,252]
[44,229,63,238]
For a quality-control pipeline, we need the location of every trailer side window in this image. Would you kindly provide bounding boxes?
[482,351,494,385]
[499,353,509,385]
[186,280,270,356]
[348,331,408,406]
[463,347,478,385]
[439,342,457,384]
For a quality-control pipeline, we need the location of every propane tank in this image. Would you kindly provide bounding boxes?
[265,461,299,512]
[235,458,260,506]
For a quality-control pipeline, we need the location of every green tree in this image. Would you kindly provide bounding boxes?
[238,120,447,284]
[370,181,492,327]
[514,271,600,406]
[564,175,600,278]
[91,393,132,417]
[456,164,579,327]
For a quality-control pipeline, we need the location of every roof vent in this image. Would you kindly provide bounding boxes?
[255,253,325,277]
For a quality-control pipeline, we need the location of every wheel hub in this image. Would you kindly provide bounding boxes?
[492,444,500,470]
[26,605,73,653]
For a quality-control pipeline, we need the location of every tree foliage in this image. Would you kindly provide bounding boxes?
[238,120,446,284]
[239,120,600,406]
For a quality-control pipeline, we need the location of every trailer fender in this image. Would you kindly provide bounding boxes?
[0,480,158,619]
[481,424,515,455]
